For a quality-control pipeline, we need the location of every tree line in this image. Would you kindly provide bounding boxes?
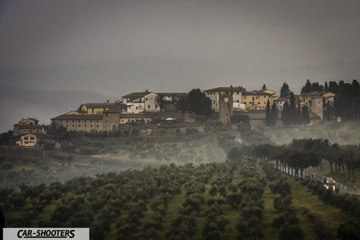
[300,79,360,121]
[227,138,360,183]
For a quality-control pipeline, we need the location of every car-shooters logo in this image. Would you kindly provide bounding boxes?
[3,228,89,240]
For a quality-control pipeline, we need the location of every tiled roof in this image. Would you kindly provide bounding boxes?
[17,118,39,124]
[105,103,127,112]
[119,113,154,118]
[299,91,324,96]
[157,92,188,97]
[79,102,127,112]
[122,92,155,99]
[81,103,115,108]
[51,113,103,121]
[204,87,246,92]
[14,124,44,129]
[242,90,273,96]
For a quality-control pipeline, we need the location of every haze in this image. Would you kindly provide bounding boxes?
[1,0,360,132]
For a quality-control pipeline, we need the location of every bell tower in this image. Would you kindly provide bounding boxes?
[219,92,233,124]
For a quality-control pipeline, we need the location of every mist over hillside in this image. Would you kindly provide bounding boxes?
[2,122,360,190]
[0,132,227,189]
[263,122,360,145]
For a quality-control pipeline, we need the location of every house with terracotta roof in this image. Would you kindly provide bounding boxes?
[13,118,45,136]
[51,112,103,133]
[122,91,161,113]
[78,102,127,114]
[297,91,329,120]
[242,90,275,111]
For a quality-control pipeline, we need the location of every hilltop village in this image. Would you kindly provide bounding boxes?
[10,84,336,147]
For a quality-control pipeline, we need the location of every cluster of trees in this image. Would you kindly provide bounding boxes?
[235,167,266,240]
[265,100,278,127]
[264,164,306,240]
[265,82,312,127]
[277,79,360,126]
[2,164,190,239]
[3,149,360,239]
[282,92,310,125]
[228,137,360,183]
[0,159,282,239]
[327,80,360,121]
[227,139,322,180]
[176,88,213,117]
[300,79,360,121]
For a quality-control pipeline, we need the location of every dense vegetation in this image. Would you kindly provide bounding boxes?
[228,138,360,185]
[176,88,213,117]
[2,160,360,239]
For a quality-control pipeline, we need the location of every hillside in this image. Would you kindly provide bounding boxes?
[1,121,360,190]
[0,131,228,189]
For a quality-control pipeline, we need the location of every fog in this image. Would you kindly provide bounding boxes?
[263,122,360,146]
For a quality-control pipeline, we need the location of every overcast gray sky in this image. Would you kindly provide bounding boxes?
[1,0,360,132]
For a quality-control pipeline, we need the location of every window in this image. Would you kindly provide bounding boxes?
[148,105,150,109]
